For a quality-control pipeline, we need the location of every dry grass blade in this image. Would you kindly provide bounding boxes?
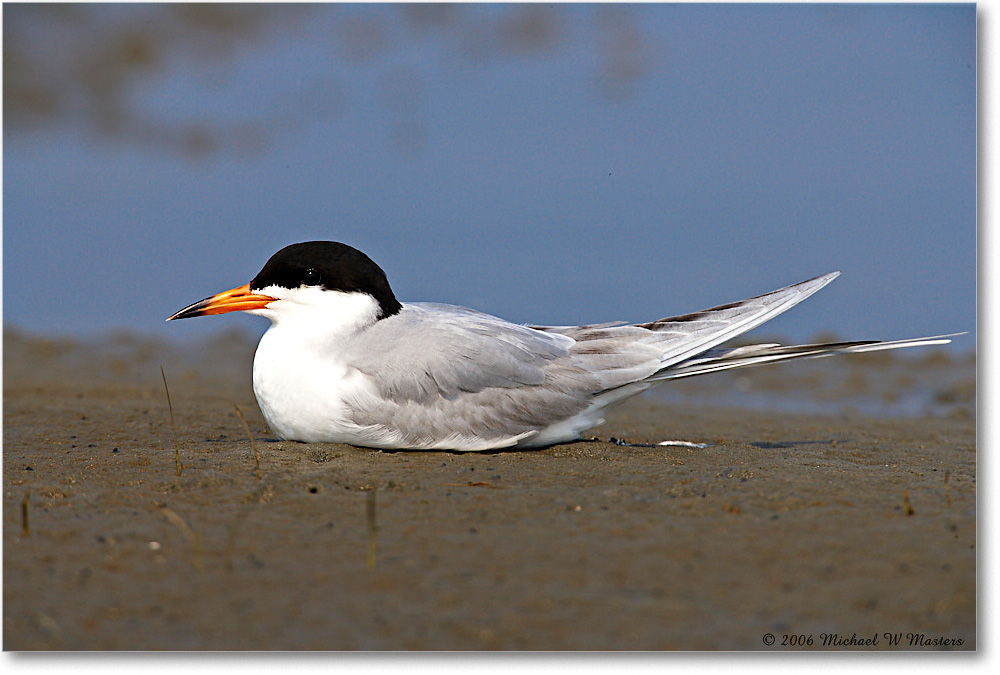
[234,404,261,480]
[366,489,378,570]
[155,504,204,571]
[21,492,31,537]
[160,365,182,476]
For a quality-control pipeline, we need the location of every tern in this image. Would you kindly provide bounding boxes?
[168,241,954,451]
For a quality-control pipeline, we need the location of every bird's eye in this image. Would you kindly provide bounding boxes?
[302,268,322,286]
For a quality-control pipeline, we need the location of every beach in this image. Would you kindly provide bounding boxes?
[2,329,976,650]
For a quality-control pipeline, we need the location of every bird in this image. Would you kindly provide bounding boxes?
[167,241,955,451]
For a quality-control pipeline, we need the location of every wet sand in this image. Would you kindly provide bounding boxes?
[2,330,976,650]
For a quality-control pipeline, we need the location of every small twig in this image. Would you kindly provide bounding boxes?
[365,489,378,570]
[903,490,915,516]
[944,470,952,507]
[234,405,261,480]
[21,492,31,537]
[160,365,182,476]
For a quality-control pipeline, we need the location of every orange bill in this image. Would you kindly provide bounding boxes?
[166,283,277,321]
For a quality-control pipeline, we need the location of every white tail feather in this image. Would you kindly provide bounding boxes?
[654,333,962,381]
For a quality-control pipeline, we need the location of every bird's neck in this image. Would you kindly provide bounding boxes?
[254,289,384,347]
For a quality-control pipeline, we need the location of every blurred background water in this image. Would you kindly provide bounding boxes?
[2,3,976,417]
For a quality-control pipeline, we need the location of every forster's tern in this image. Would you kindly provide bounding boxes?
[168,241,954,451]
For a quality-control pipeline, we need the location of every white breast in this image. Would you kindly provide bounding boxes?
[248,286,391,444]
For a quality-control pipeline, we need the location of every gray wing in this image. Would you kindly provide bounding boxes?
[348,273,841,406]
[344,303,576,400]
[338,303,613,447]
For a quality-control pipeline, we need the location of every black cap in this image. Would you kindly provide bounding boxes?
[250,241,403,319]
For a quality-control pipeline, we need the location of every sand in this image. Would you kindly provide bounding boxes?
[2,330,976,650]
